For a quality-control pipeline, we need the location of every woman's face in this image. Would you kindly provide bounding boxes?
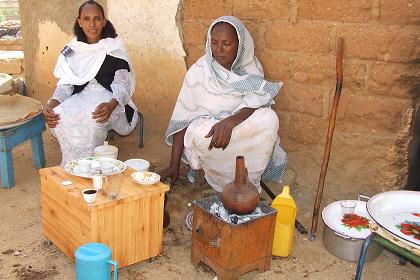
[210,23,239,70]
[77,4,106,44]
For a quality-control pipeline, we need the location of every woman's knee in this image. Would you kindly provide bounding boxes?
[253,108,279,131]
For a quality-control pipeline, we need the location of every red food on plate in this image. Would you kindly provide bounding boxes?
[341,213,369,231]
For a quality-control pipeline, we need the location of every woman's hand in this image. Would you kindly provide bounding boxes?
[92,98,119,123]
[43,99,61,128]
[160,165,180,185]
[205,118,235,150]
[205,107,257,150]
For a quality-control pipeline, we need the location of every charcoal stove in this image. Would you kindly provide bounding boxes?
[191,195,277,280]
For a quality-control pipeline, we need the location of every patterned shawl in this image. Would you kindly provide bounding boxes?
[166,16,283,144]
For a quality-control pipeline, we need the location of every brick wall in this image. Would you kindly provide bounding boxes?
[180,0,419,198]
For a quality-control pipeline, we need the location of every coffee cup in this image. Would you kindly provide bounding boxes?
[82,189,97,204]
[78,159,92,174]
[100,162,114,175]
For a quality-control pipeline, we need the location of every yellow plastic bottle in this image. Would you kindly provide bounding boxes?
[271,185,297,257]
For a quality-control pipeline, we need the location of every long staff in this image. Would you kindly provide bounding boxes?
[310,38,345,241]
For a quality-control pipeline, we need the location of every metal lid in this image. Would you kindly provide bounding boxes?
[94,141,118,153]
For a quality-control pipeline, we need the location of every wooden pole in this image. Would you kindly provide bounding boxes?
[310,38,345,241]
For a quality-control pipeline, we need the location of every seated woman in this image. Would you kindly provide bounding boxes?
[161,16,287,192]
[44,0,138,165]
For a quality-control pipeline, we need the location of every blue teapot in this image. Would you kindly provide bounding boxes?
[75,243,118,280]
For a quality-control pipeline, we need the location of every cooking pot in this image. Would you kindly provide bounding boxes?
[94,141,118,159]
[366,190,420,249]
[322,197,382,262]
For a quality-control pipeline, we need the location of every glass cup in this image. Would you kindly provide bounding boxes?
[340,200,356,216]
[105,173,122,199]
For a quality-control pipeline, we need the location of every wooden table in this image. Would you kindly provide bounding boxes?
[39,166,169,268]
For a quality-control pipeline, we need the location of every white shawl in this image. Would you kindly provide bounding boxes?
[53,37,136,97]
[166,16,283,143]
[166,16,286,182]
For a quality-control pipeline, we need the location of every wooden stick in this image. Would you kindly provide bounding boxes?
[310,38,345,241]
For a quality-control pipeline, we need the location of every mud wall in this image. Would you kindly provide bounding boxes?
[180,0,419,198]
[20,0,419,198]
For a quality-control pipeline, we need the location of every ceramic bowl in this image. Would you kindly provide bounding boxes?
[131,171,160,185]
[124,159,150,172]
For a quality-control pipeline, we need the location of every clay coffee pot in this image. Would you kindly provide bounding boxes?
[221,156,260,215]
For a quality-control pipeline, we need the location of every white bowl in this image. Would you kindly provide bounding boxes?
[125,159,150,172]
[131,171,160,185]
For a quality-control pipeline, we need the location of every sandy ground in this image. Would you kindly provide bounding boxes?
[0,126,418,280]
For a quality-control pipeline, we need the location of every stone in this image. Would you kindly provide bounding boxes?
[182,21,208,46]
[299,0,374,23]
[0,37,23,51]
[232,0,290,20]
[336,92,411,135]
[288,113,329,145]
[183,0,231,20]
[278,82,326,117]
[0,51,24,75]
[366,62,419,98]
[265,23,332,54]
[336,26,419,63]
[0,73,13,94]
[258,51,291,81]
[185,46,205,68]
[379,0,420,25]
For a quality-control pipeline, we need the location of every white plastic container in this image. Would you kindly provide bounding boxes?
[124,159,150,171]
[94,141,118,159]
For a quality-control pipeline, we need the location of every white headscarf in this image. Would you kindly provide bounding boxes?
[166,16,283,143]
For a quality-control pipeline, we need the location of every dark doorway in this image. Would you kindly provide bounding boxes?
[406,100,420,191]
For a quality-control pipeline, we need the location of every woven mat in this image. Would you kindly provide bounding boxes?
[0,95,42,127]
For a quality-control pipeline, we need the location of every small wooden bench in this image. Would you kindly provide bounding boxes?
[0,114,46,188]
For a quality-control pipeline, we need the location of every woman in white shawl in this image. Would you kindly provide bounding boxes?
[161,16,287,192]
[44,1,138,165]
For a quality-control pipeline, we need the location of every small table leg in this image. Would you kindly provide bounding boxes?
[31,134,45,169]
[355,233,376,280]
[0,150,14,188]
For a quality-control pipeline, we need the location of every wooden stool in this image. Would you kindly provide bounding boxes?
[0,114,46,188]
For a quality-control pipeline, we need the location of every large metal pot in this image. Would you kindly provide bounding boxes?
[322,199,382,262]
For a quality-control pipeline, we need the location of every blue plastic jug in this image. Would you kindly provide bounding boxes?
[75,243,118,280]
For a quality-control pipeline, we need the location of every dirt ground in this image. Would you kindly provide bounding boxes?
[0,126,418,280]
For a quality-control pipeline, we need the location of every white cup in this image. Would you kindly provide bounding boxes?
[100,162,114,175]
[82,189,97,204]
[78,159,92,174]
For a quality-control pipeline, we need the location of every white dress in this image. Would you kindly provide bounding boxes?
[51,37,137,165]
[165,16,287,192]
[51,73,138,165]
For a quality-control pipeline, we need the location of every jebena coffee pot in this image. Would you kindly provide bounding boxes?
[221,156,260,215]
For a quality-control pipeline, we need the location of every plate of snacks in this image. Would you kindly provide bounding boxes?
[131,171,160,185]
